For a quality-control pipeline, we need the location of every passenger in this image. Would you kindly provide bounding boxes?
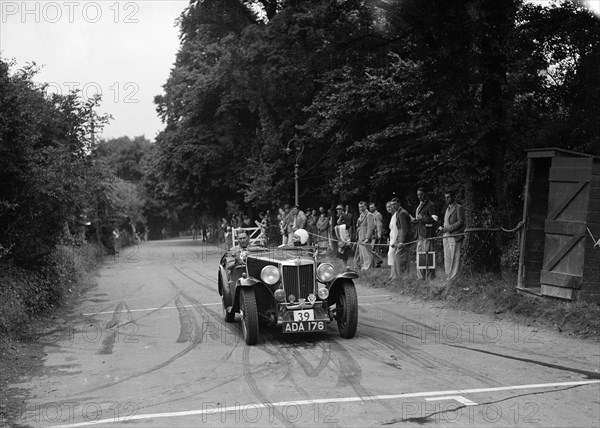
[279,228,309,248]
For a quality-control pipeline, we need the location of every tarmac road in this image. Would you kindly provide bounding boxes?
[8,238,600,427]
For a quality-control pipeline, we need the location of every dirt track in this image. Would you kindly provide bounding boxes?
[3,238,599,427]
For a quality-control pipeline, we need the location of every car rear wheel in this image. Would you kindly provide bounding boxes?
[240,288,259,345]
[336,281,358,339]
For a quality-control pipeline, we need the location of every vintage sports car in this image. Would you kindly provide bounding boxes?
[217,233,359,345]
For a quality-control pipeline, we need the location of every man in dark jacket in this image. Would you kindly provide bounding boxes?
[440,190,466,279]
[412,187,437,280]
[335,204,351,263]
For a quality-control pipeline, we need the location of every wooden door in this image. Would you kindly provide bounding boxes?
[540,157,593,299]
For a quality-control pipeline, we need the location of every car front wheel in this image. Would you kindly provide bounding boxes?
[239,288,259,345]
[336,281,358,339]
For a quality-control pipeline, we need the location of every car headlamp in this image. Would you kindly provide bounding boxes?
[274,289,285,301]
[288,294,296,303]
[317,287,329,300]
[308,294,317,305]
[316,263,335,282]
[261,265,280,285]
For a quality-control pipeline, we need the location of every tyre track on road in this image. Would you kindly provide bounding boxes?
[242,345,296,428]
[261,329,392,415]
[361,309,600,379]
[71,271,225,397]
[172,265,214,292]
[98,301,134,355]
[360,323,503,386]
[175,295,196,343]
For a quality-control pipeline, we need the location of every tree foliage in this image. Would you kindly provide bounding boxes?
[0,59,146,267]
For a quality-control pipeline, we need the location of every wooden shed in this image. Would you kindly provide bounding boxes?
[517,148,600,302]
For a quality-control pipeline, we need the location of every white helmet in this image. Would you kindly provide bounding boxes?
[293,228,309,245]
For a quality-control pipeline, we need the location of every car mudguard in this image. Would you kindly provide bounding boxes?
[237,277,261,287]
[327,276,356,306]
[219,264,233,308]
[232,280,272,314]
[335,271,359,280]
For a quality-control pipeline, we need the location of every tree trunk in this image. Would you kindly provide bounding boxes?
[462,0,517,276]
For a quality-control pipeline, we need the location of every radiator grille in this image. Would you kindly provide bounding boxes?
[282,265,314,299]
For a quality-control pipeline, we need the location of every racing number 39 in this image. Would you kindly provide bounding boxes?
[293,310,314,321]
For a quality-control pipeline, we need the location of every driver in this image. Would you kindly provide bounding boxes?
[226,229,251,270]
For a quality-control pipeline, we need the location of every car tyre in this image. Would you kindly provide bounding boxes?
[240,288,259,345]
[336,281,358,339]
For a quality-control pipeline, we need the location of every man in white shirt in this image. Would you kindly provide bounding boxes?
[387,201,397,279]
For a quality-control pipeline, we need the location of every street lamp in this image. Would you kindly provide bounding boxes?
[285,136,305,206]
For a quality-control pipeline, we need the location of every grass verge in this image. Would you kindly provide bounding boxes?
[0,243,103,426]
[326,254,599,340]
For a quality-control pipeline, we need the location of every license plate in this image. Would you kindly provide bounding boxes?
[292,309,314,322]
[283,321,326,333]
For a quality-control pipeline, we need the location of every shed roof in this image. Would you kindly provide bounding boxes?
[526,147,600,160]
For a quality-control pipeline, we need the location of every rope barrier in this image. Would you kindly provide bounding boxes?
[302,221,525,249]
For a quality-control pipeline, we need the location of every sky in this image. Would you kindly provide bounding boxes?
[1,0,599,142]
[0,0,188,141]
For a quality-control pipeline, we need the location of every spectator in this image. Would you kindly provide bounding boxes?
[412,187,437,280]
[356,201,382,270]
[386,201,397,278]
[288,205,307,243]
[220,217,229,243]
[440,190,466,280]
[242,213,252,228]
[191,221,198,241]
[201,219,208,242]
[392,197,411,279]
[255,211,269,246]
[316,207,330,255]
[344,204,356,243]
[369,202,384,259]
[280,204,291,245]
[112,227,120,256]
[334,204,351,263]
[306,208,318,245]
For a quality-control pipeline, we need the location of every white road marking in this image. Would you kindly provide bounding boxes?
[426,395,478,406]
[52,379,600,427]
[358,294,393,299]
[82,295,392,315]
[82,303,221,316]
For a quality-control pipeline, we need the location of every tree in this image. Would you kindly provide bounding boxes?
[96,135,153,182]
[0,59,113,264]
